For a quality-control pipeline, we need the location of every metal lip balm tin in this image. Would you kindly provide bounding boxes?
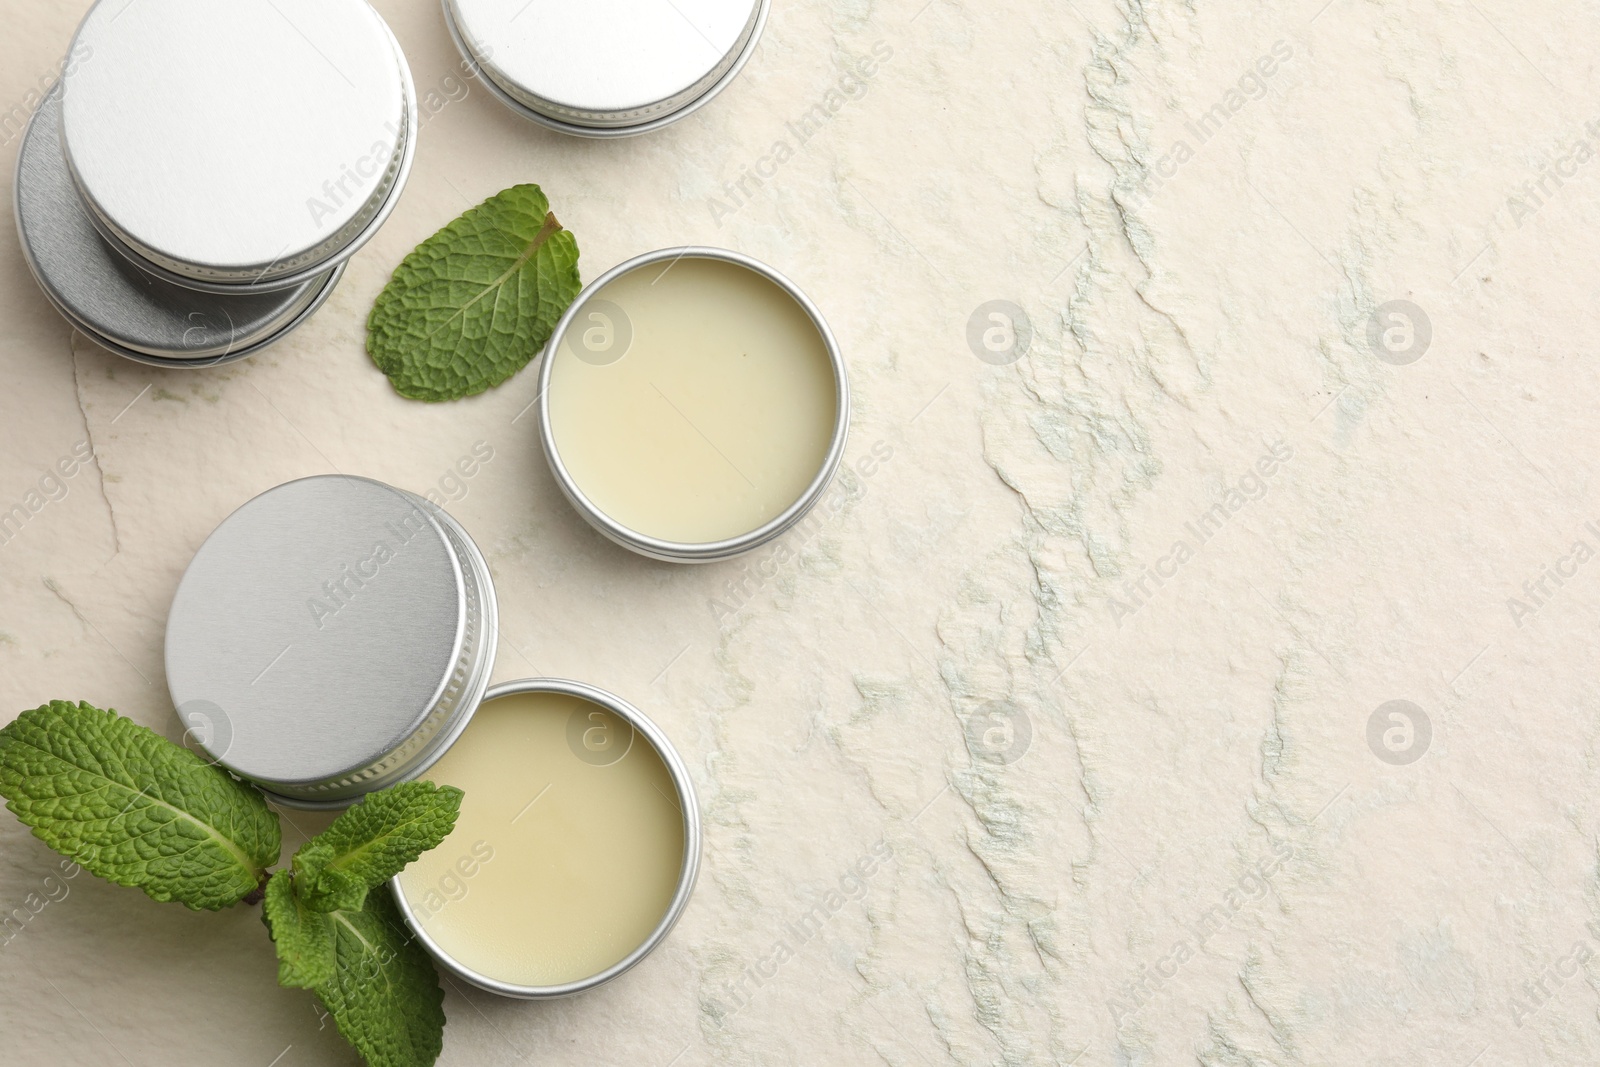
[164,476,499,809]
[14,85,345,368]
[14,0,419,366]
[59,0,418,293]
[389,677,702,999]
[442,0,768,137]
[536,246,851,564]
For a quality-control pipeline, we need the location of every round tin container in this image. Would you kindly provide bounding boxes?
[164,476,498,809]
[390,677,701,998]
[443,0,768,137]
[58,0,417,293]
[536,247,850,563]
[14,84,344,367]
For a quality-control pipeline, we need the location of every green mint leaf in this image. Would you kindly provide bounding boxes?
[295,781,463,914]
[262,869,334,988]
[301,865,367,915]
[0,700,280,910]
[367,183,582,402]
[316,890,447,1067]
[291,839,335,882]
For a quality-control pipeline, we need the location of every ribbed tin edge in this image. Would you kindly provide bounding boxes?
[442,0,768,139]
[536,247,851,563]
[389,677,701,999]
[12,82,352,368]
[257,487,499,810]
[15,218,345,368]
[62,16,419,293]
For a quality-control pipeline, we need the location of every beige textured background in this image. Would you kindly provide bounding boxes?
[2,0,1597,1063]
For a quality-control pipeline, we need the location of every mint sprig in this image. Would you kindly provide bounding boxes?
[0,700,279,910]
[0,700,462,1067]
[367,183,582,402]
[292,780,464,914]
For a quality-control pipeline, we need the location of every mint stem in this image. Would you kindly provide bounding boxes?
[242,868,272,906]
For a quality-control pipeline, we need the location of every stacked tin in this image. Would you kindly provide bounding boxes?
[14,0,417,366]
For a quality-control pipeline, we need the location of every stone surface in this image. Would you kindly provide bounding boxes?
[1,0,1596,1064]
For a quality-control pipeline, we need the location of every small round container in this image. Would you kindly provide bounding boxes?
[60,0,418,293]
[390,678,701,998]
[443,0,767,137]
[164,476,498,808]
[14,84,344,368]
[536,246,850,563]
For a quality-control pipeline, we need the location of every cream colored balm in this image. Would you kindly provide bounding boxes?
[397,692,685,987]
[547,257,838,544]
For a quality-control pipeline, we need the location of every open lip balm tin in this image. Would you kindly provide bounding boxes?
[13,0,418,365]
[165,476,497,809]
[164,480,703,994]
[537,247,851,563]
[389,678,702,998]
[443,0,768,136]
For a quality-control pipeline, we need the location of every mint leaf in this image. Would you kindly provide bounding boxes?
[262,869,334,988]
[316,890,447,1067]
[0,700,279,910]
[295,781,463,914]
[291,839,336,883]
[368,183,582,402]
[283,782,459,1063]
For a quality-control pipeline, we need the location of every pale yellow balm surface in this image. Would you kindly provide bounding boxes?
[396,692,685,987]
[547,257,838,544]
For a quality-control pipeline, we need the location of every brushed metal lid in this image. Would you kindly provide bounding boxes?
[447,0,762,127]
[165,476,473,791]
[14,82,341,366]
[61,0,409,284]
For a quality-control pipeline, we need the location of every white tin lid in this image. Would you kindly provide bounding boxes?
[446,0,763,129]
[61,0,411,286]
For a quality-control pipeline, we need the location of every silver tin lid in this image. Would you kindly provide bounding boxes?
[165,476,499,808]
[14,82,343,367]
[62,0,413,288]
[536,247,850,563]
[444,0,765,135]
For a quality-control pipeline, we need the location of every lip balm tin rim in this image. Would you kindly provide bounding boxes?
[536,246,851,563]
[166,475,500,810]
[388,676,702,999]
[59,12,420,295]
[12,84,350,368]
[441,0,770,139]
